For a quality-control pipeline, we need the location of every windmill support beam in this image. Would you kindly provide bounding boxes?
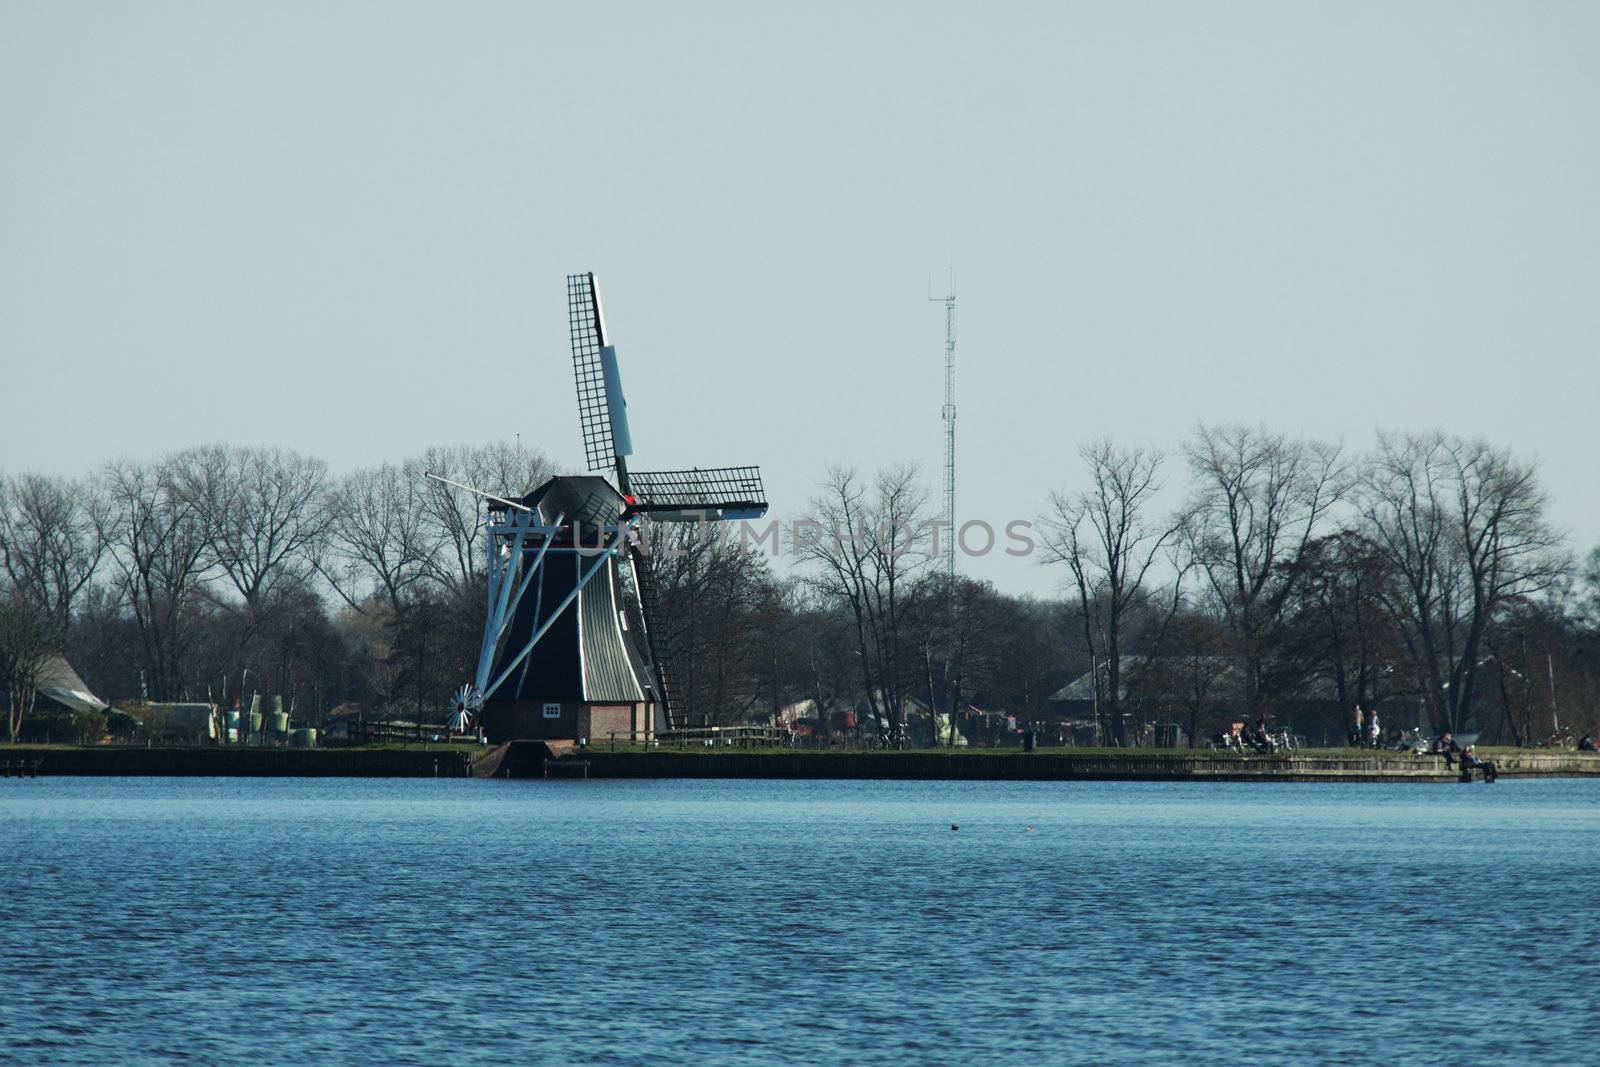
[482,521,638,702]
[493,512,569,644]
[479,522,529,685]
[474,509,567,693]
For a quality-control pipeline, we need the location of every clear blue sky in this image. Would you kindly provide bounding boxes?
[4,2,1597,592]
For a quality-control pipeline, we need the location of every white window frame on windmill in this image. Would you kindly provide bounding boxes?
[542,702,562,720]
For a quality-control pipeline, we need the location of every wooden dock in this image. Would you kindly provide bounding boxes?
[1,758,40,778]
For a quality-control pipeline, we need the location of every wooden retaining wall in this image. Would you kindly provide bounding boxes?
[5,746,1594,782]
[4,746,475,778]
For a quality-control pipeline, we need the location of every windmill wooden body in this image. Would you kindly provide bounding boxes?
[449,274,767,744]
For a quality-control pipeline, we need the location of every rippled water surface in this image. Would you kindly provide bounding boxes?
[3,777,1598,1064]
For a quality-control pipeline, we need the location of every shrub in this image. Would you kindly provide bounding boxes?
[18,707,107,745]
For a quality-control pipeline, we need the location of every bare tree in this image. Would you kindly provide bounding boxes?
[323,463,443,612]
[1364,432,1566,733]
[416,442,555,589]
[1577,546,1600,627]
[1184,424,1346,719]
[798,465,935,742]
[1286,529,1408,715]
[639,519,773,726]
[1482,601,1568,746]
[0,473,107,640]
[984,596,1070,735]
[101,456,215,700]
[930,576,1008,747]
[174,445,331,626]
[784,588,860,735]
[1137,609,1233,748]
[1043,440,1184,745]
[0,584,55,742]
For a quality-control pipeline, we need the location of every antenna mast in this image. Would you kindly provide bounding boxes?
[930,277,957,744]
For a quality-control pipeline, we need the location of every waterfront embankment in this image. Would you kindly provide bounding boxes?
[577,748,1600,782]
[0,745,474,777]
[5,744,1597,781]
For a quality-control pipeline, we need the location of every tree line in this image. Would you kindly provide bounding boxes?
[1039,426,1597,746]
[2,426,1597,746]
[0,443,551,740]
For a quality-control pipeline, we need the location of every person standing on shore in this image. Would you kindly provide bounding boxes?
[1367,710,1381,749]
[1351,705,1364,748]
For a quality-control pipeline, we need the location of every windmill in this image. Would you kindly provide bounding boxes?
[434,273,767,745]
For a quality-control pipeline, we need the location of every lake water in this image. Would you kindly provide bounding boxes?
[2,777,1597,1065]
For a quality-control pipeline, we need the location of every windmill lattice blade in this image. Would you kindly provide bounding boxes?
[627,467,767,516]
[625,542,675,730]
[569,272,615,473]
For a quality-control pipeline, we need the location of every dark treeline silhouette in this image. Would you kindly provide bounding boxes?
[2,426,1598,747]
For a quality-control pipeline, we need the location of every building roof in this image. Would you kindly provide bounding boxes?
[1050,656,1344,705]
[521,476,627,528]
[35,654,108,713]
[1050,656,1191,703]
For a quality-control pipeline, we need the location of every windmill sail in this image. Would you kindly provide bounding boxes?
[621,469,766,726]
[569,272,633,472]
[626,467,768,520]
[622,543,675,729]
[599,345,633,459]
